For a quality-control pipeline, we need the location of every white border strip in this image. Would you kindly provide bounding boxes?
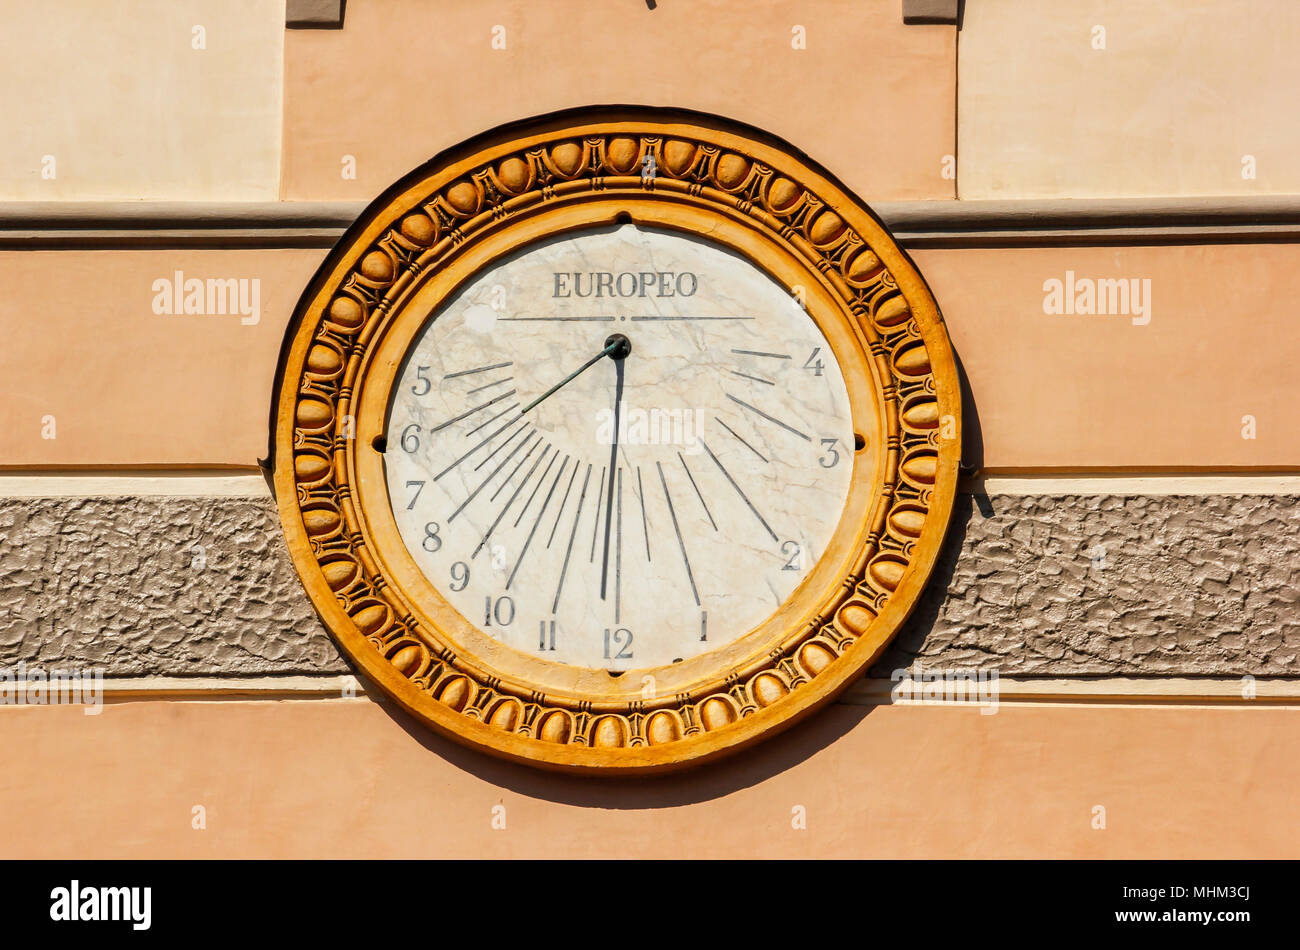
[2,471,1299,499]
[968,474,1300,496]
[842,676,1300,707]
[0,472,271,498]
[0,675,1285,708]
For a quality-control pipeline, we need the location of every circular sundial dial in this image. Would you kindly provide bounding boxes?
[274,108,961,773]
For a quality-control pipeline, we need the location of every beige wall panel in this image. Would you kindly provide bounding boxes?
[1,249,326,468]
[958,0,1300,198]
[914,243,1300,470]
[0,698,1294,857]
[281,0,955,202]
[0,1,284,201]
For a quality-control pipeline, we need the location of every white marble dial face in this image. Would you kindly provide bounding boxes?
[384,224,855,671]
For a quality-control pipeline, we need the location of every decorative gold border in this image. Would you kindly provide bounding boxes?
[273,108,962,773]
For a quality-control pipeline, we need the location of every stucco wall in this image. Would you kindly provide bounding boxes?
[4,494,1295,678]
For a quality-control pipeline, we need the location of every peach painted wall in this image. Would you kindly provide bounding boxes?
[958,0,1300,198]
[914,244,1300,471]
[0,0,284,200]
[1,697,1295,858]
[5,243,1298,471]
[0,249,325,469]
[280,0,956,202]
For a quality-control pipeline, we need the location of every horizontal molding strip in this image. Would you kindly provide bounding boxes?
[842,677,1300,708]
[4,471,1300,498]
[3,197,1300,248]
[0,675,1291,708]
[965,473,1300,496]
[0,471,271,498]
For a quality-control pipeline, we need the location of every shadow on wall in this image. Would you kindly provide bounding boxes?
[373,691,874,808]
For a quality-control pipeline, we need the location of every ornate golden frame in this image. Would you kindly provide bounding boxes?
[273,108,961,774]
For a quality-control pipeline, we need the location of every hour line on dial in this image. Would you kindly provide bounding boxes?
[429,387,517,433]
[725,393,811,442]
[448,429,537,522]
[731,369,776,386]
[443,360,512,379]
[677,451,717,531]
[629,315,754,321]
[545,460,581,549]
[731,348,791,360]
[715,416,769,464]
[614,466,624,624]
[588,466,607,563]
[513,450,560,529]
[489,437,543,504]
[552,463,593,614]
[464,402,521,440]
[498,315,615,322]
[473,423,530,473]
[466,375,513,396]
[472,443,552,559]
[433,418,524,482]
[508,454,570,591]
[656,460,700,607]
[635,465,652,563]
[700,438,778,543]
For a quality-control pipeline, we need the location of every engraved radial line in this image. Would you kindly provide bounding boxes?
[434,418,524,482]
[465,402,520,439]
[490,437,541,503]
[466,375,513,396]
[588,466,607,563]
[546,459,580,549]
[731,369,775,386]
[474,444,550,559]
[725,393,811,441]
[678,451,717,530]
[615,467,623,625]
[473,421,529,472]
[513,449,558,528]
[552,464,593,614]
[731,348,791,360]
[701,438,778,542]
[448,431,536,523]
[657,460,700,607]
[636,465,651,562]
[429,388,517,433]
[630,315,755,321]
[508,455,569,590]
[444,360,512,380]
[715,416,768,464]
[499,315,615,322]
